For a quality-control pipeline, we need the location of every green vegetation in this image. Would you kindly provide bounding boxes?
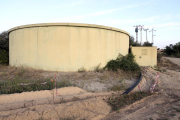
[0,78,73,94]
[78,67,86,72]
[0,31,9,64]
[129,36,153,47]
[164,42,180,57]
[110,78,127,91]
[0,49,8,64]
[149,117,154,120]
[107,92,151,111]
[157,52,163,62]
[94,63,103,73]
[142,41,153,46]
[104,53,140,72]
[129,36,141,46]
[153,65,161,72]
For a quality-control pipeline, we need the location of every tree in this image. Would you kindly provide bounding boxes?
[129,35,141,46]
[142,41,153,46]
[0,31,9,51]
[0,31,9,64]
[164,42,180,57]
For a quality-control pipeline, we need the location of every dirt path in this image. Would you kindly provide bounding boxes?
[164,57,180,66]
[103,68,180,120]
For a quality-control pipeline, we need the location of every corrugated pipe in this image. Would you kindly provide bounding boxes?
[122,72,142,95]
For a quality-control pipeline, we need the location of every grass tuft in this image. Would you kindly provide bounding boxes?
[110,78,127,91]
[78,67,86,73]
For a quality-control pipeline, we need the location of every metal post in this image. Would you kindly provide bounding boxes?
[149,28,156,44]
[138,25,144,45]
[136,32,138,43]
[143,28,149,42]
[133,25,139,43]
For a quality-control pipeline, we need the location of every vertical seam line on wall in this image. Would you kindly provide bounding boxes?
[78,27,81,68]
[68,26,71,69]
[37,27,39,68]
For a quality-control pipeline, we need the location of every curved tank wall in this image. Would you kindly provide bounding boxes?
[8,23,130,71]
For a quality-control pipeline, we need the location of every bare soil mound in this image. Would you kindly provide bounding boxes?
[0,98,111,120]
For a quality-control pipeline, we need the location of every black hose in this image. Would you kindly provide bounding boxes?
[122,72,142,95]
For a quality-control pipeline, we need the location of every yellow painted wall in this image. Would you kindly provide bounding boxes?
[131,47,157,66]
[9,23,130,71]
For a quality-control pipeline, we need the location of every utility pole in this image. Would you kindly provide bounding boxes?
[143,28,149,42]
[138,25,144,45]
[133,25,139,43]
[149,28,156,44]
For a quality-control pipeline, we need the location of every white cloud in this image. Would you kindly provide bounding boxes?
[58,1,150,22]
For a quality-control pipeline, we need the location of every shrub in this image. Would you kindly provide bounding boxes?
[157,53,162,62]
[164,42,180,57]
[0,31,9,51]
[142,41,153,46]
[0,49,9,64]
[129,35,141,46]
[0,31,9,64]
[103,53,140,72]
[78,67,86,72]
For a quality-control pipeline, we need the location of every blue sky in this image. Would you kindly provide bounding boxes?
[0,0,180,48]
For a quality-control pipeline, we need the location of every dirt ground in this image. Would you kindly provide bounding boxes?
[104,65,180,120]
[0,65,139,93]
[164,57,180,66]
[0,57,180,120]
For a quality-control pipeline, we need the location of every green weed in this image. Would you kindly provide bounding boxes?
[57,79,74,88]
[149,117,153,120]
[94,63,103,73]
[153,66,161,72]
[110,78,127,91]
[78,67,86,73]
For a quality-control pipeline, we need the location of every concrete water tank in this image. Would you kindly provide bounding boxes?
[8,23,130,71]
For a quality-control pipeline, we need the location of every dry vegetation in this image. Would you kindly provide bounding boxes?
[158,57,180,68]
[0,64,140,93]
